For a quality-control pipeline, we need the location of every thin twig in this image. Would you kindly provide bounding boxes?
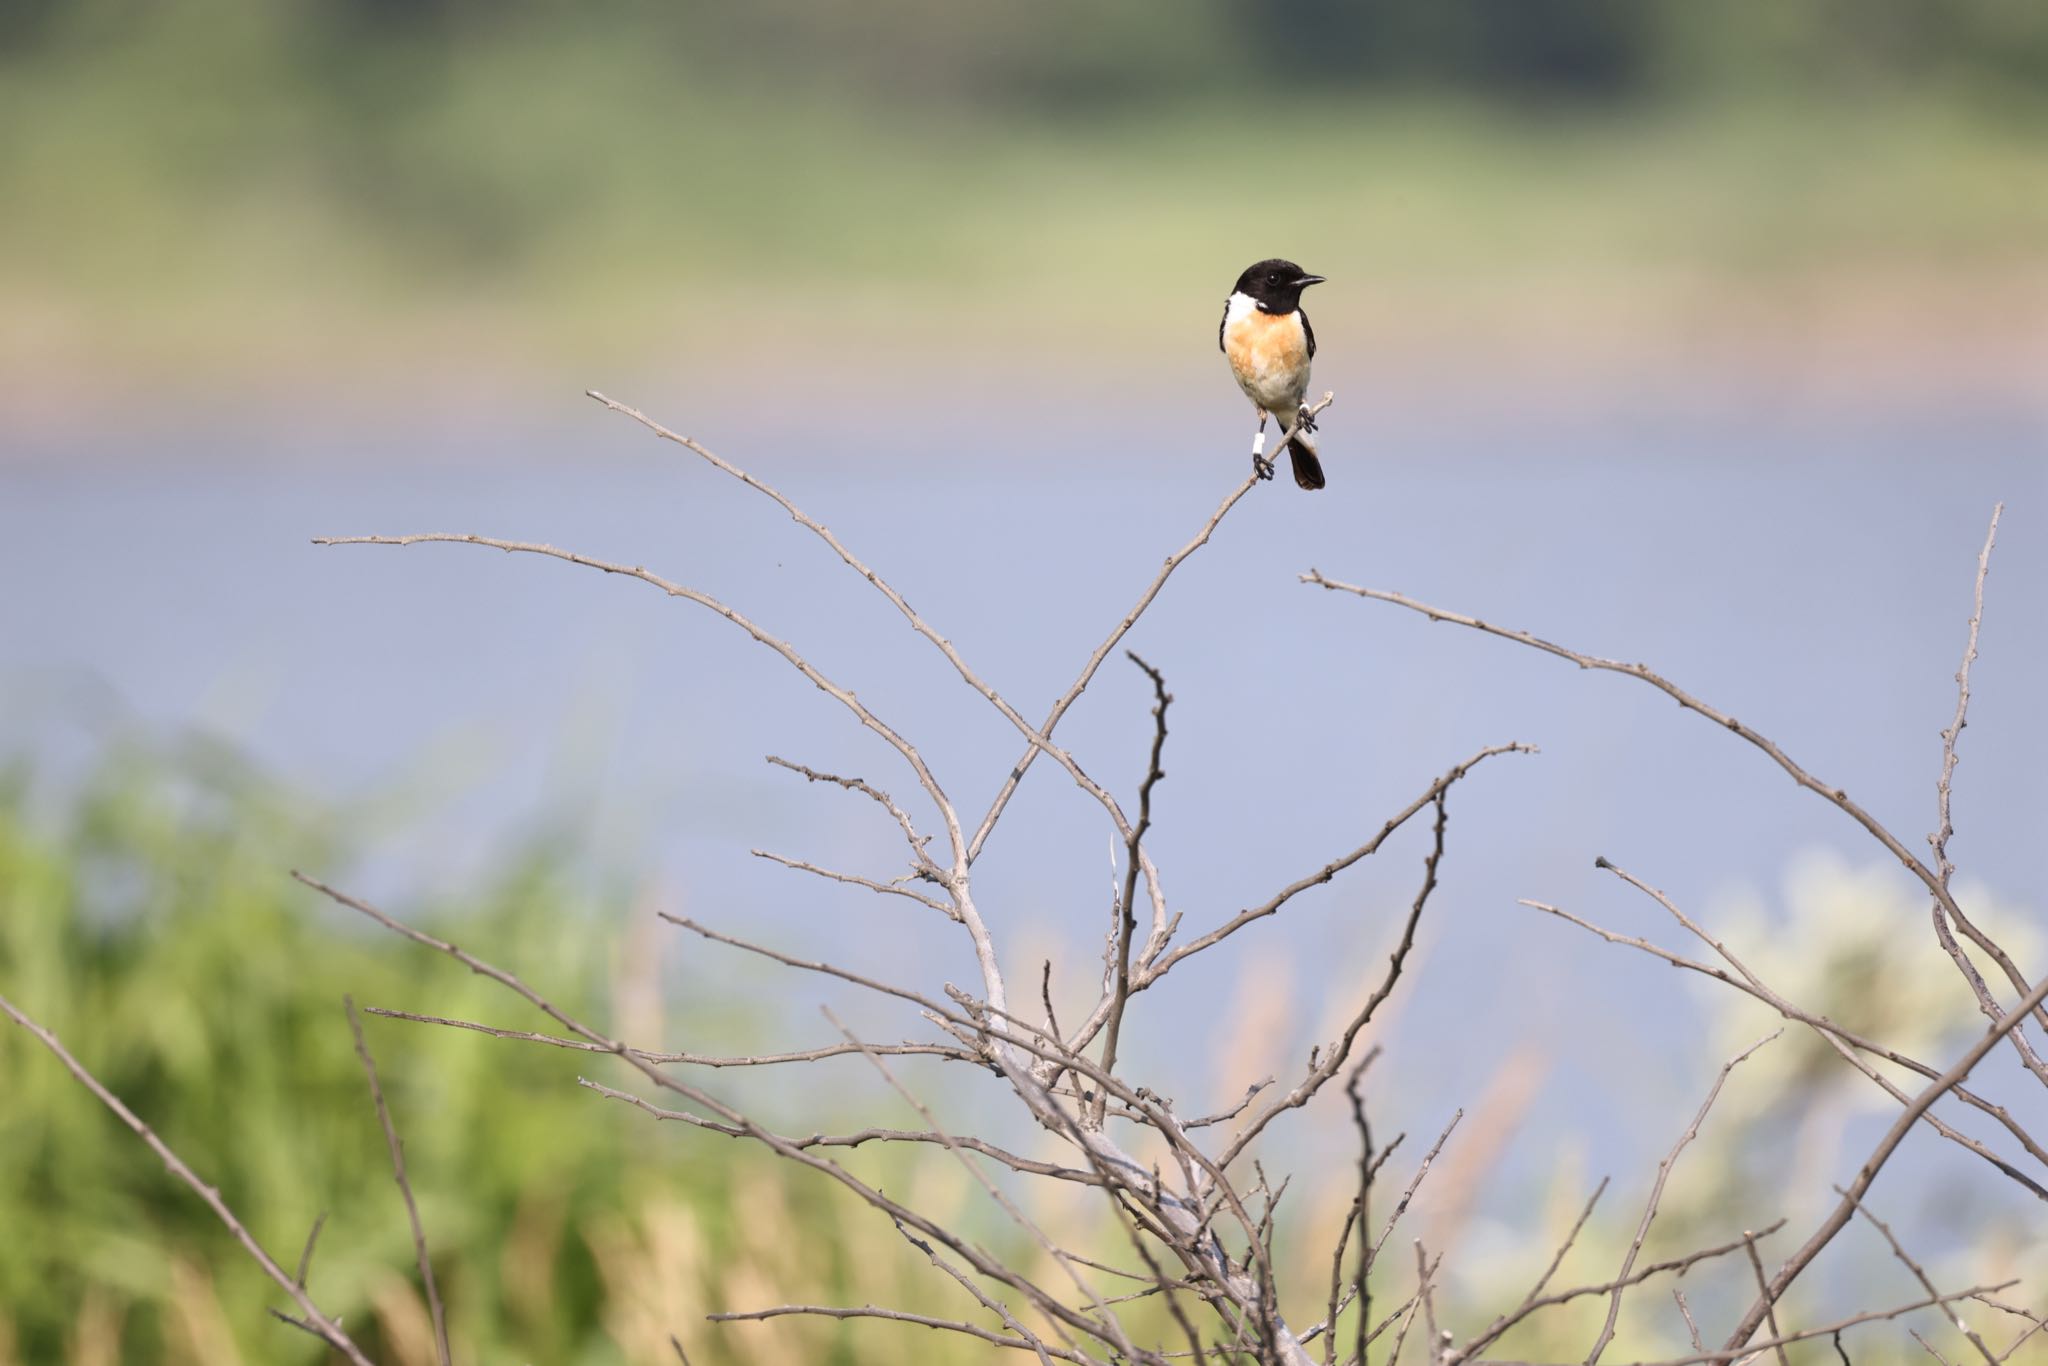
[293,1211,328,1290]
[1521,890,2048,1199]
[968,392,1335,870]
[1097,651,1171,1125]
[707,1302,1101,1361]
[1587,1031,1777,1363]
[1218,788,1455,1169]
[1142,744,1531,987]
[1838,1186,1999,1366]
[1931,504,2002,892]
[346,996,451,1366]
[1724,970,2048,1351]
[1741,1234,1791,1366]
[1450,1222,1787,1362]
[1337,1058,1374,1366]
[751,848,956,916]
[1302,568,2048,1059]
[0,992,375,1366]
[1368,1113,1462,1284]
[365,1004,975,1068]
[1673,1289,1703,1353]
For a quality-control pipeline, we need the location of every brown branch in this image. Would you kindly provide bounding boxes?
[1302,568,2048,1061]
[0,992,376,1366]
[1839,1187,1999,1366]
[578,1078,1103,1184]
[707,1302,1102,1361]
[1673,1289,1703,1354]
[1741,1235,1791,1366]
[1143,744,1530,989]
[1586,1030,1777,1363]
[968,392,1334,872]
[822,1006,1140,1360]
[295,873,1123,1352]
[583,390,1171,956]
[1931,504,2001,892]
[1520,892,2048,1200]
[765,754,934,870]
[1335,1060,1376,1366]
[364,1004,975,1068]
[1097,651,1171,1124]
[751,847,957,917]
[1724,969,2048,1351]
[1593,1281,2017,1366]
[887,1215,1072,1366]
[1217,787,1454,1170]
[1453,1177,1609,1359]
[292,1211,328,1290]
[346,997,450,1366]
[1450,1221,1787,1363]
[1593,855,2048,1182]
[1367,1112,1462,1287]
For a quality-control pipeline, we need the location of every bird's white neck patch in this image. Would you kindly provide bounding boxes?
[1224,291,1260,324]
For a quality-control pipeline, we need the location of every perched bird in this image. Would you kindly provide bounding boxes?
[1219,258,1327,489]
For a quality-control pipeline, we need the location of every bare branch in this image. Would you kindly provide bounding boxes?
[1587,1030,1777,1363]
[1932,504,2002,892]
[823,1005,1140,1359]
[315,531,970,859]
[1218,782,1456,1170]
[1741,1234,1791,1366]
[766,754,933,869]
[1302,569,2048,1056]
[1097,650,1172,1123]
[293,1211,328,1290]
[1724,970,2048,1351]
[1450,1222,1788,1361]
[1143,743,1531,987]
[0,992,375,1366]
[707,1302,1101,1361]
[1839,1187,1999,1366]
[1454,1177,1608,1358]
[295,873,1122,1350]
[752,847,957,917]
[578,1077,1102,1185]
[1673,1289,1703,1354]
[1521,891,2048,1200]
[365,1004,976,1069]
[969,392,1334,871]
[346,996,450,1366]
[1367,1112,1462,1287]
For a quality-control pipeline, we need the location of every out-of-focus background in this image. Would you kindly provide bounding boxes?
[3,3,2045,1362]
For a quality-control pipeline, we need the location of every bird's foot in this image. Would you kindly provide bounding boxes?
[1294,404,1319,435]
[1252,453,1276,482]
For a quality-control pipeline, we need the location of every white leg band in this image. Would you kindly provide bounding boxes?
[1252,430,1266,456]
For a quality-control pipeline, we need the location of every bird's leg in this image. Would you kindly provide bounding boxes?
[1250,412,1274,481]
[1294,402,1319,435]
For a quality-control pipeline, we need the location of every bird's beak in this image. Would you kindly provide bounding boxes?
[1295,274,1327,288]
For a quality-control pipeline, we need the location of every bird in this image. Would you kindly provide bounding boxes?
[1219,258,1327,489]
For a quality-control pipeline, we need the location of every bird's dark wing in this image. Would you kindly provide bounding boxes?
[1218,299,1229,353]
[1301,309,1317,360]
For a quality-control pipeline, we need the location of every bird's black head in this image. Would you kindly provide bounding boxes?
[1232,258,1326,313]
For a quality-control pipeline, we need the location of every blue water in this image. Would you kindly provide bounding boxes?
[5,381,2043,1297]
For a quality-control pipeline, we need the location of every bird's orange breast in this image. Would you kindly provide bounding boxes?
[1224,309,1309,403]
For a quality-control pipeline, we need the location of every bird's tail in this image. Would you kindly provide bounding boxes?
[1287,433,1326,491]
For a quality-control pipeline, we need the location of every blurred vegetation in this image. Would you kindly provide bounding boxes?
[2,2,2044,385]
[0,739,983,1364]
[3,736,2041,1363]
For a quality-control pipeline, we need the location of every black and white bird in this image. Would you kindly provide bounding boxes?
[1219,258,1327,489]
